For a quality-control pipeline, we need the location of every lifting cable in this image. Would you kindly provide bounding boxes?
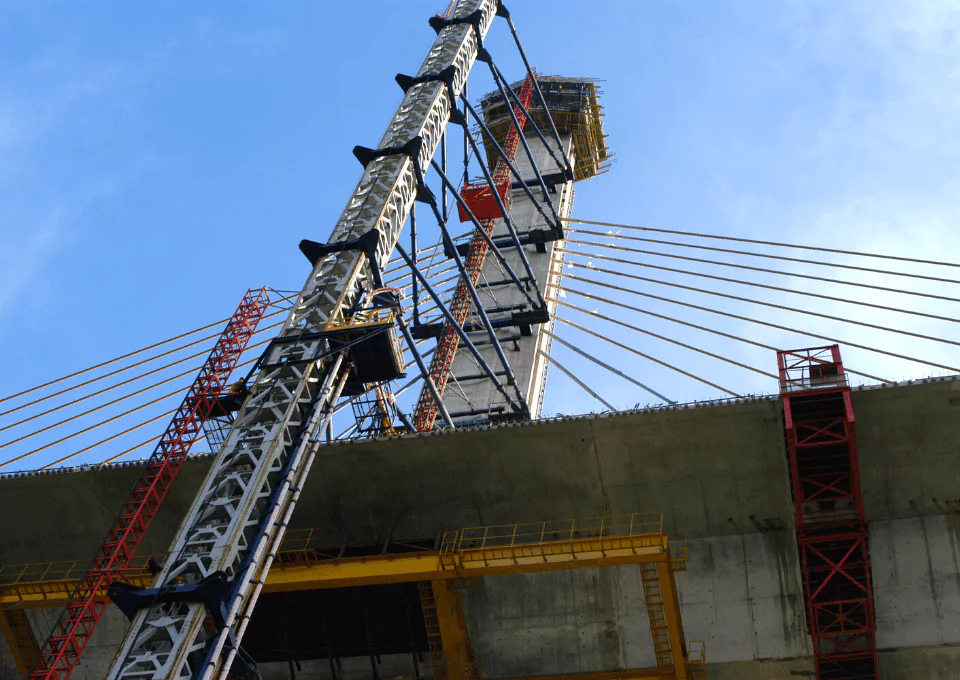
[553,280,889,384]
[0,335,275,448]
[566,237,960,305]
[563,260,960,349]
[560,273,957,374]
[0,390,183,469]
[50,337,433,468]
[542,329,675,404]
[383,257,454,285]
[1,352,263,469]
[0,325,281,435]
[99,432,169,466]
[551,313,741,397]
[548,295,776,381]
[0,367,199,448]
[41,410,176,470]
[568,218,960,270]
[537,349,616,412]
[567,226,960,287]
[565,243,960,325]
[0,306,292,420]
[0,321,231,408]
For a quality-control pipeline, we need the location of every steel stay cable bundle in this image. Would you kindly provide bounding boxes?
[565,236,960,305]
[565,241,960,324]
[0,322,285,437]
[568,217,960,270]
[567,226,960,286]
[559,270,954,374]
[0,303,295,420]
[561,259,960,348]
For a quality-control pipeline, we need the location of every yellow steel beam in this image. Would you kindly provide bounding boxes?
[0,513,669,609]
[267,529,669,594]
[0,570,154,610]
[500,671,664,680]
[657,561,688,680]
[431,579,479,680]
[0,609,39,677]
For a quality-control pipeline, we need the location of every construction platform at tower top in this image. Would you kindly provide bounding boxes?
[2,376,959,680]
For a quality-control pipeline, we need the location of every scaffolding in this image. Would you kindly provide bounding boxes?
[479,76,614,181]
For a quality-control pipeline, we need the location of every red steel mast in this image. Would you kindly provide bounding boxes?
[777,345,878,680]
[30,287,270,680]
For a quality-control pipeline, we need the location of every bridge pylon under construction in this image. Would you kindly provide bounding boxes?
[1,3,960,680]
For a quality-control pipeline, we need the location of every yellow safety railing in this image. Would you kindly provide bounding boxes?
[324,306,398,333]
[2,513,670,597]
[670,538,689,572]
[0,556,145,588]
[0,525,333,593]
[451,512,664,550]
[438,512,667,572]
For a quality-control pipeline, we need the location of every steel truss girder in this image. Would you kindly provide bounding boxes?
[104,4,499,679]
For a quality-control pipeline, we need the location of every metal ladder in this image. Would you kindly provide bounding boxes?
[418,582,447,680]
[639,563,674,672]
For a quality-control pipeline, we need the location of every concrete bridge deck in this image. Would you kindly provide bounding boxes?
[1,377,959,679]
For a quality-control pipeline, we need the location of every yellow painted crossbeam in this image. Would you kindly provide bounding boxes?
[0,513,669,609]
[504,671,664,680]
[0,609,39,675]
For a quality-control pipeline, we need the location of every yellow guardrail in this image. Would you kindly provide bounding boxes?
[324,307,398,333]
[1,512,675,608]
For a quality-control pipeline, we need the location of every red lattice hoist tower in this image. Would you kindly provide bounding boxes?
[777,345,878,680]
[29,287,270,680]
[413,74,535,432]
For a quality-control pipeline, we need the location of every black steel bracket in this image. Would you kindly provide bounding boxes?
[353,136,436,206]
[411,308,549,339]
[509,171,568,193]
[450,228,559,258]
[429,9,493,64]
[109,571,229,627]
[395,65,467,127]
[300,227,385,288]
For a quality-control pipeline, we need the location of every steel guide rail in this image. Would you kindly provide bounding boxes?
[103,3,500,679]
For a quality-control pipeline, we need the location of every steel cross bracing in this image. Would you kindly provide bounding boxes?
[27,287,269,680]
[104,3,500,679]
[413,75,535,432]
[778,346,878,680]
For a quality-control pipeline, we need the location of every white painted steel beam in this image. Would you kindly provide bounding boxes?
[105,3,499,678]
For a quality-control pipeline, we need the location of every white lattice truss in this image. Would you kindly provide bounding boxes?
[105,3,498,678]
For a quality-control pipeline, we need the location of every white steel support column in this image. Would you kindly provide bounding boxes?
[105,3,499,678]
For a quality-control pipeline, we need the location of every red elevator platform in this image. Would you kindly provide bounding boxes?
[777,346,878,680]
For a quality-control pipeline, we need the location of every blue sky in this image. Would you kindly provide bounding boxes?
[2,1,960,468]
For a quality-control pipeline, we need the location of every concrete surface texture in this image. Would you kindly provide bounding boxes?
[437,132,574,425]
[0,376,958,678]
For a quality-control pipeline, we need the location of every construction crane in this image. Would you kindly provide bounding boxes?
[413,74,535,431]
[100,3,508,679]
[27,288,270,680]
